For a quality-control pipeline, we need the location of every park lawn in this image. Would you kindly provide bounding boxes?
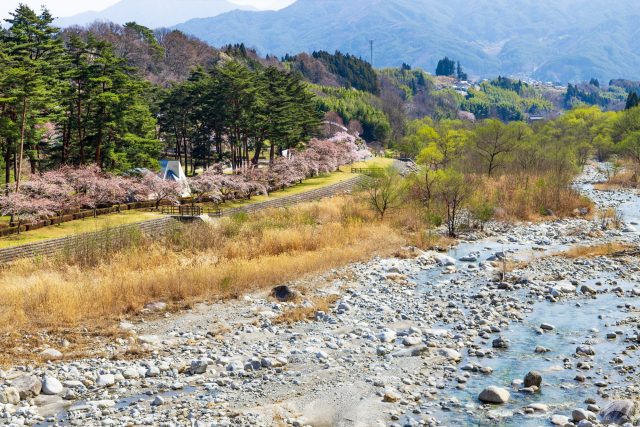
[219,158,394,210]
[0,157,394,247]
[0,210,162,248]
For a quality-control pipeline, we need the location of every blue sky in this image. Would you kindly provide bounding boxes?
[0,0,296,20]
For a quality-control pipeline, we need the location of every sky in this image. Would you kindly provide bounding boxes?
[0,0,296,20]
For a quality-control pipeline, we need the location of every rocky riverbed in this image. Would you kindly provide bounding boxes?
[1,163,640,427]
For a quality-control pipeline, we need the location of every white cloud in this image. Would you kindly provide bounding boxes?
[230,0,296,10]
[0,0,119,20]
[0,0,296,20]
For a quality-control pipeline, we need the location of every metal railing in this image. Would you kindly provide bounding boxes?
[351,167,385,175]
[161,205,221,217]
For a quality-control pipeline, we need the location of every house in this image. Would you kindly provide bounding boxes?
[159,160,191,197]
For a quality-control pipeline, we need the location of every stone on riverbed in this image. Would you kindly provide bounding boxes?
[572,408,596,422]
[96,374,115,388]
[437,348,461,362]
[540,323,555,331]
[40,348,63,361]
[478,386,510,404]
[524,371,542,388]
[271,285,296,302]
[434,254,456,266]
[550,414,571,426]
[187,359,208,375]
[41,376,63,395]
[0,387,20,404]
[576,345,595,356]
[378,329,396,343]
[11,374,42,399]
[599,400,637,424]
[492,336,510,349]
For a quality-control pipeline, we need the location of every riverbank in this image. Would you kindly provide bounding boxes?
[1,163,639,426]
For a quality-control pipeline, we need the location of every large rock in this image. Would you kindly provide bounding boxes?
[96,374,115,388]
[11,374,42,399]
[478,386,510,404]
[600,400,636,424]
[41,376,64,395]
[551,414,571,425]
[434,254,456,266]
[492,336,510,349]
[271,285,296,302]
[0,387,20,404]
[378,329,397,343]
[576,345,595,356]
[187,359,208,375]
[40,348,63,361]
[524,371,542,388]
[437,348,461,362]
[572,408,596,422]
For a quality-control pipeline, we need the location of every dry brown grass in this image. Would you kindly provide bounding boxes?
[0,196,405,341]
[595,169,640,190]
[557,242,635,259]
[272,294,340,324]
[475,173,593,221]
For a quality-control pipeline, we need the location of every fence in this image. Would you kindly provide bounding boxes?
[0,176,364,264]
[350,167,385,176]
[222,175,364,216]
[0,217,176,265]
[0,201,159,238]
[160,205,222,217]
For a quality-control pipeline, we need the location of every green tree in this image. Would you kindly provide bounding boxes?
[472,119,517,176]
[2,5,63,189]
[359,168,406,220]
[435,57,456,76]
[437,168,472,237]
[625,92,639,110]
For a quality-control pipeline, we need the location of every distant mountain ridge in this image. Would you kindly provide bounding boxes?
[57,0,256,29]
[173,0,640,83]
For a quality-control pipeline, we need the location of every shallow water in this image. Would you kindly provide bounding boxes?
[406,173,640,426]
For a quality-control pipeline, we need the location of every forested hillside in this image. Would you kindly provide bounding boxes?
[174,0,640,83]
[4,3,640,191]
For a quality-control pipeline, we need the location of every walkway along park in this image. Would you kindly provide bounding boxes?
[0,175,367,264]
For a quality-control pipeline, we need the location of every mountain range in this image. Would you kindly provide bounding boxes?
[173,0,640,83]
[56,0,256,29]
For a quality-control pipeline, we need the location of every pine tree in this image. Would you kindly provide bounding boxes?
[625,92,639,110]
[2,5,64,190]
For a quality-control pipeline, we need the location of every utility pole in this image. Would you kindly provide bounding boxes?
[370,40,374,67]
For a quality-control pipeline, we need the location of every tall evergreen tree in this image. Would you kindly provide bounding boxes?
[2,5,63,190]
[625,92,639,110]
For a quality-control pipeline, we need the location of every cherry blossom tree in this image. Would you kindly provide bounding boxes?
[0,193,56,233]
[21,170,75,224]
[190,167,224,203]
[85,175,128,216]
[141,172,183,209]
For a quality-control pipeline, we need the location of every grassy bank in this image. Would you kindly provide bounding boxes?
[0,196,407,336]
[0,211,162,248]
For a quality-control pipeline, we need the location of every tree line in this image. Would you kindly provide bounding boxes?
[379,104,640,236]
[158,63,320,175]
[0,5,323,189]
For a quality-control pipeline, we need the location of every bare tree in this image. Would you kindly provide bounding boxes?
[359,168,406,220]
[437,169,474,237]
[472,119,517,177]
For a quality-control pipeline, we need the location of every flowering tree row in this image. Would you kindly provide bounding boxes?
[190,133,370,202]
[0,166,182,228]
[0,134,369,229]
